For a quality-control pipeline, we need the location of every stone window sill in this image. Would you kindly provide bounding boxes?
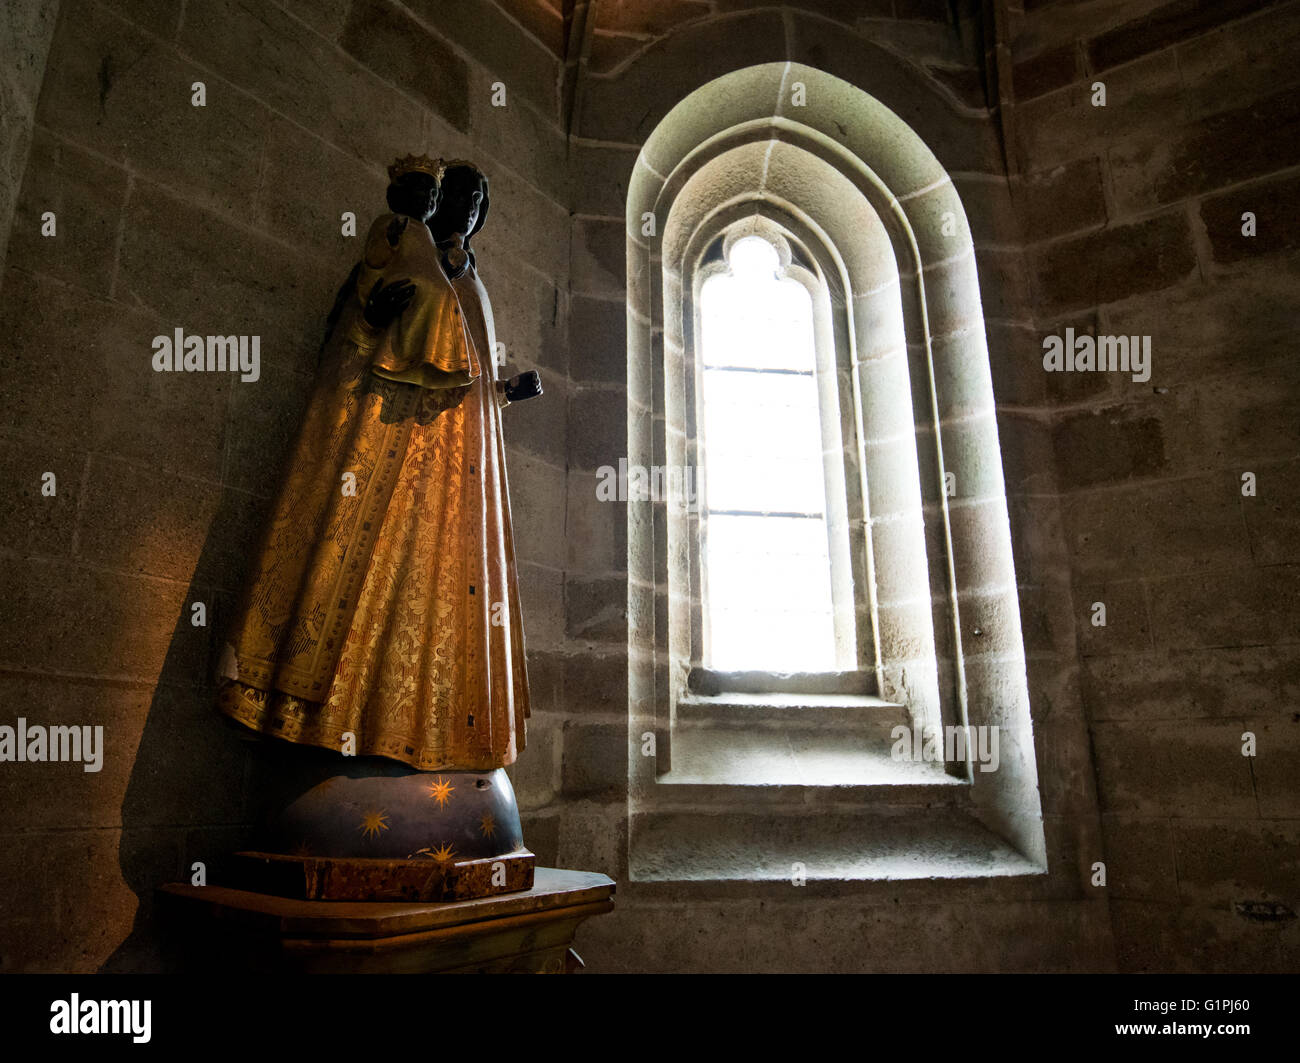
[660,692,954,788]
[629,808,1043,883]
[634,692,1045,885]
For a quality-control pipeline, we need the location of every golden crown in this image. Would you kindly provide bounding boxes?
[387,153,445,182]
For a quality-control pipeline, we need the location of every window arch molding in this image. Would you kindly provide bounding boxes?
[625,62,1044,873]
[659,127,946,765]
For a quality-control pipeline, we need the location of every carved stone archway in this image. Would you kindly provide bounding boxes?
[626,62,1044,878]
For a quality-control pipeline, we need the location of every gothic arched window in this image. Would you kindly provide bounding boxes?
[624,63,1045,882]
[696,232,851,673]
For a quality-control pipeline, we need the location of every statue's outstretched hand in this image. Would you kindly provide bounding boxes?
[504,370,543,404]
[363,277,416,329]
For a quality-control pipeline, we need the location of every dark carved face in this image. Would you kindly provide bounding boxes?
[430,168,486,242]
[387,171,441,223]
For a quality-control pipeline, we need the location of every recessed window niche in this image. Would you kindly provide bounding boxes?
[625,63,1045,884]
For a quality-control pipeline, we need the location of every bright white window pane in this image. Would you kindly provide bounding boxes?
[704,455,827,514]
[699,236,836,672]
[707,516,834,616]
[701,238,816,372]
[702,371,821,424]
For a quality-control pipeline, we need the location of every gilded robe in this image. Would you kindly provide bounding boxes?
[444,258,529,731]
[217,214,530,771]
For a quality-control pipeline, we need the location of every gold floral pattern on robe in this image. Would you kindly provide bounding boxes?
[447,263,530,735]
[217,218,529,771]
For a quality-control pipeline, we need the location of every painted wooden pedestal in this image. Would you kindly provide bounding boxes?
[158,867,615,973]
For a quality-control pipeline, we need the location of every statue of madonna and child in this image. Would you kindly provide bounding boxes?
[214,154,543,900]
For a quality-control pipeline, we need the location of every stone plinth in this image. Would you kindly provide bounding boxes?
[157,868,615,974]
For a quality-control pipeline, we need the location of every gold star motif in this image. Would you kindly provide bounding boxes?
[479,812,496,839]
[429,842,457,864]
[427,776,455,807]
[359,809,390,840]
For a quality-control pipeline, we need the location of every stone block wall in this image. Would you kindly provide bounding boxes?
[1005,0,1300,971]
[0,0,571,972]
[0,0,61,276]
